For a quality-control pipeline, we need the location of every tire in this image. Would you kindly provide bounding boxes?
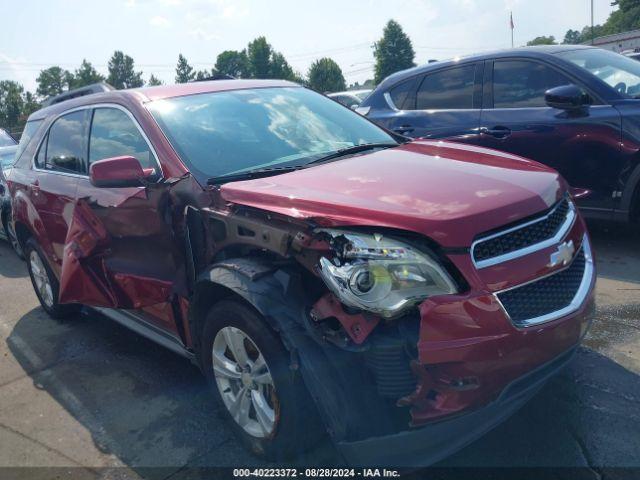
[25,238,80,320]
[201,299,324,460]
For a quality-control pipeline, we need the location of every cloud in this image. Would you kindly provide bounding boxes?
[149,15,171,27]
[159,0,183,5]
[0,52,38,92]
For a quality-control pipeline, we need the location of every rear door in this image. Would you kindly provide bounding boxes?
[380,63,483,141]
[29,110,89,275]
[478,58,623,214]
[59,105,181,331]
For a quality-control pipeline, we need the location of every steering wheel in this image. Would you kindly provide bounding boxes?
[614,82,627,94]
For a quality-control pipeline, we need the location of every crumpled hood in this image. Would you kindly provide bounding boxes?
[220,140,565,247]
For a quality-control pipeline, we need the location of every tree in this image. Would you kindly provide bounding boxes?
[107,51,144,89]
[247,37,273,78]
[307,58,346,93]
[22,91,40,118]
[194,69,215,80]
[526,35,557,46]
[563,29,582,44]
[175,54,195,83]
[373,20,416,85]
[72,59,105,88]
[269,52,297,81]
[36,66,73,98]
[0,81,24,129]
[148,74,163,86]
[215,50,249,78]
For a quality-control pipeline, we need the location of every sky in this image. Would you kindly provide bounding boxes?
[0,0,616,93]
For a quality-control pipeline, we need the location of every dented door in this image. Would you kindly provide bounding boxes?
[59,179,180,309]
[58,106,182,311]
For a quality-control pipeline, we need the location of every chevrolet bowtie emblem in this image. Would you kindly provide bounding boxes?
[549,240,575,268]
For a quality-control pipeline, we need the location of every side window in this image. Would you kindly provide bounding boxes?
[388,78,418,110]
[415,65,476,110]
[45,111,88,174]
[89,108,157,171]
[493,60,572,108]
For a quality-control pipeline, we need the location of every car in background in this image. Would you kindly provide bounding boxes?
[358,45,640,225]
[0,145,21,256]
[0,128,17,147]
[623,48,640,62]
[6,79,594,466]
[328,89,372,108]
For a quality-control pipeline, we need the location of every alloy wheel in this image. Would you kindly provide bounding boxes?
[30,250,54,308]
[212,326,278,438]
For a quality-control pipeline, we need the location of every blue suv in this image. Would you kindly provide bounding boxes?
[359,45,640,224]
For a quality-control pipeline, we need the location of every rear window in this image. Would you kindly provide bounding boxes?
[39,111,87,174]
[415,65,476,110]
[388,78,417,109]
[14,120,43,163]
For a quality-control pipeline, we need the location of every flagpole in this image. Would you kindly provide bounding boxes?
[510,11,514,48]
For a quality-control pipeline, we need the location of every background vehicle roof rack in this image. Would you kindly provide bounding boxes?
[41,82,115,107]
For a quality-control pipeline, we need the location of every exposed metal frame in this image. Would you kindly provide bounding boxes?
[31,103,163,180]
[494,233,594,328]
[471,197,576,269]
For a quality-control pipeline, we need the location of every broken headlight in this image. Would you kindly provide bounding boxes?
[317,230,458,319]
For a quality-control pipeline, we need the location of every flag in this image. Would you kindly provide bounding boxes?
[510,12,514,30]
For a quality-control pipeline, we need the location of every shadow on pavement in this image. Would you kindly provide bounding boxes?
[6,301,640,476]
[0,241,26,279]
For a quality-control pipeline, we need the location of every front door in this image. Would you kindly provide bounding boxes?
[478,59,623,214]
[59,106,182,335]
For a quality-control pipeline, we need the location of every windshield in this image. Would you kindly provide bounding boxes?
[0,146,18,169]
[559,48,640,97]
[147,87,396,182]
[0,129,16,147]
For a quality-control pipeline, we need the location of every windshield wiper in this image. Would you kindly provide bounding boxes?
[206,165,305,186]
[305,142,399,166]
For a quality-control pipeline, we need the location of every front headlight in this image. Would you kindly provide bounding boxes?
[317,230,458,319]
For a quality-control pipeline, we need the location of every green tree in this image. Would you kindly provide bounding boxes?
[247,36,273,78]
[36,66,73,98]
[72,59,105,88]
[269,52,297,81]
[22,91,40,117]
[307,58,346,93]
[526,35,557,46]
[107,51,144,89]
[603,0,640,35]
[563,29,582,44]
[215,50,249,78]
[373,20,416,85]
[194,69,215,80]
[147,74,163,86]
[0,81,24,129]
[175,54,195,83]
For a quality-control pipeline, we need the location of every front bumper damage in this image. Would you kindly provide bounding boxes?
[337,346,578,467]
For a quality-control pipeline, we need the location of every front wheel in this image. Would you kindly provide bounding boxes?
[201,299,323,460]
[25,238,79,320]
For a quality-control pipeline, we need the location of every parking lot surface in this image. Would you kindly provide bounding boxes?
[0,221,638,479]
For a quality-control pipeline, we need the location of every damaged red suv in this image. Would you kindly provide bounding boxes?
[8,80,595,466]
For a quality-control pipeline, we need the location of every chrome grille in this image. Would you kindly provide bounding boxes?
[472,197,575,269]
[496,235,594,328]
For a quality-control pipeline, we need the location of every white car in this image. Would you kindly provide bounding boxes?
[328,89,372,109]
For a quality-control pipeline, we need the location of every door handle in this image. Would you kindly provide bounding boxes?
[393,125,415,135]
[480,126,512,139]
[29,180,40,194]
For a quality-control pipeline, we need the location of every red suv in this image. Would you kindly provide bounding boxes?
[7,80,595,466]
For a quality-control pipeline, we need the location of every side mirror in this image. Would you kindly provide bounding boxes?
[89,155,154,188]
[545,84,589,111]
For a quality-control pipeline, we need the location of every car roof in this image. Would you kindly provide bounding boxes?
[29,79,299,121]
[379,45,596,87]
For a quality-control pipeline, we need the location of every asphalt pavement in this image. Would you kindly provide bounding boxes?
[0,220,638,479]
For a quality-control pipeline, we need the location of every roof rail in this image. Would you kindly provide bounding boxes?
[41,82,115,107]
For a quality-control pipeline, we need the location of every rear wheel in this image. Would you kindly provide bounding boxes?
[25,238,79,320]
[201,299,323,460]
